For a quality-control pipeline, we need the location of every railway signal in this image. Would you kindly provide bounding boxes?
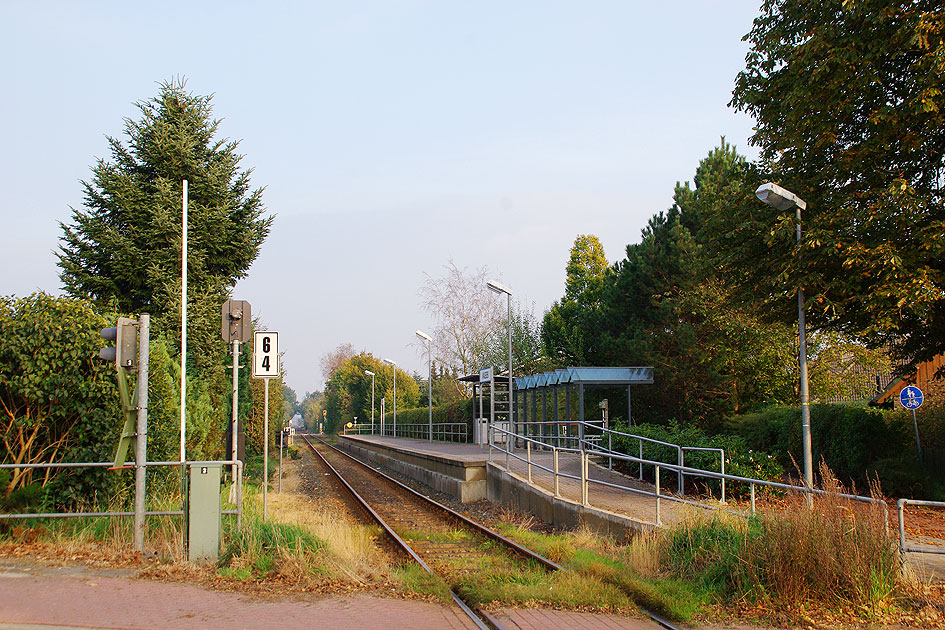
[99,317,138,369]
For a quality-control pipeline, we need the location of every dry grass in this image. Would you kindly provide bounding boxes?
[658,464,906,622]
[264,488,390,583]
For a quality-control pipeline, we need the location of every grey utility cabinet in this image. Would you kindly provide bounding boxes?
[188,463,222,564]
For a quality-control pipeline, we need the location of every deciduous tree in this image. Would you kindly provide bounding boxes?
[729,0,945,362]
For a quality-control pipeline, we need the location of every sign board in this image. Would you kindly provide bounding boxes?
[479,367,494,383]
[900,385,924,410]
[221,300,252,343]
[252,331,279,379]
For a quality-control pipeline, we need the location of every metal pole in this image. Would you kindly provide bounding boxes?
[180,179,188,466]
[527,440,532,483]
[678,447,684,495]
[912,408,923,464]
[507,293,513,431]
[231,340,239,481]
[655,465,661,526]
[393,367,397,437]
[370,373,375,433]
[796,205,813,494]
[133,313,149,553]
[553,448,559,497]
[279,426,283,493]
[638,439,643,481]
[427,341,433,442]
[263,378,269,520]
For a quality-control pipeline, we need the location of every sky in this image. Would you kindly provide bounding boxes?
[1,1,763,395]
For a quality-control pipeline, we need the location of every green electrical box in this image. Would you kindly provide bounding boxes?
[188,464,221,564]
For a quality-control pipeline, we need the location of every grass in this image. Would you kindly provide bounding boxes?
[489,469,906,625]
[493,521,705,621]
[658,468,901,617]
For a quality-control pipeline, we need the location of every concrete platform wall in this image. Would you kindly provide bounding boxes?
[337,438,486,503]
[486,462,653,540]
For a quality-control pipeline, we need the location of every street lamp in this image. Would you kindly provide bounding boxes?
[756,182,813,492]
[416,330,434,441]
[383,358,396,437]
[364,370,375,434]
[486,280,514,436]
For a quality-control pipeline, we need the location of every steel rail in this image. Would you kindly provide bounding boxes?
[321,437,563,572]
[309,436,684,630]
[301,436,500,630]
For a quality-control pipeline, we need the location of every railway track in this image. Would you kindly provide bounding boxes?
[300,435,681,630]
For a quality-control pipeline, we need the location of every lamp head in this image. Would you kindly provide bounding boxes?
[383,358,396,366]
[415,329,432,342]
[755,182,807,211]
[486,280,512,295]
[364,370,375,376]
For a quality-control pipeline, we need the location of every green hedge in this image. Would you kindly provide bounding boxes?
[727,404,944,499]
[611,421,783,498]
[394,399,475,429]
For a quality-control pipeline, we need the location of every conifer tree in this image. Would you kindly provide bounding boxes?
[58,79,272,319]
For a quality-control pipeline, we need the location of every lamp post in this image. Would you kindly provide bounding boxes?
[486,280,514,435]
[756,182,813,492]
[365,370,375,434]
[416,330,433,441]
[383,358,397,437]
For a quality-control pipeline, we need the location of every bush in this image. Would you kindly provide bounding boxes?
[611,420,783,497]
[394,399,474,430]
[728,404,902,490]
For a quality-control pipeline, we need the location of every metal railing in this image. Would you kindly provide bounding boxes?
[375,421,469,442]
[487,424,888,529]
[0,460,243,528]
[500,420,726,500]
[897,498,945,558]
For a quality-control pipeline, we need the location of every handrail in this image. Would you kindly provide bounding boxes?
[897,498,945,557]
[487,423,888,529]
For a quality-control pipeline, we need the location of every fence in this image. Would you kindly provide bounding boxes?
[0,460,243,530]
[368,421,469,442]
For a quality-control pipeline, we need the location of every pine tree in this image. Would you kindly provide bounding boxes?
[58,79,272,319]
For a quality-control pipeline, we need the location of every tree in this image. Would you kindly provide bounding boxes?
[283,385,300,422]
[729,1,945,362]
[419,261,502,379]
[565,235,609,303]
[542,143,800,426]
[58,79,273,320]
[0,293,119,504]
[299,390,325,432]
[319,343,357,382]
[542,235,610,365]
[323,353,419,433]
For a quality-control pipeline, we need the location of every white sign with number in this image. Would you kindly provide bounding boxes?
[252,331,279,379]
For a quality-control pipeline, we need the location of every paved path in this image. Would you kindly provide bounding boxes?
[1,560,773,630]
[0,561,475,630]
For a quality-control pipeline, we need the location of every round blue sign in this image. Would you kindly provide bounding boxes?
[900,385,924,410]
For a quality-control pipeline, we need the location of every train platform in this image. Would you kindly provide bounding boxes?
[337,434,691,533]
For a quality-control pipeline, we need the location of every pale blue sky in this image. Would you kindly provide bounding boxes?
[1,1,762,394]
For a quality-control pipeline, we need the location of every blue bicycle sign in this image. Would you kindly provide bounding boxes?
[900,385,924,410]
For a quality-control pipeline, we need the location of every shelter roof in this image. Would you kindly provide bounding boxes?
[514,366,653,390]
